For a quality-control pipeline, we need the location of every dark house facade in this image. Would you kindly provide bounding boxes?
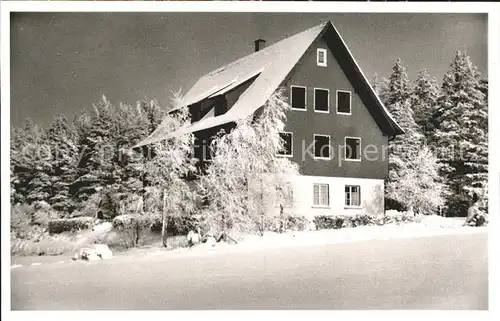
[136,21,403,217]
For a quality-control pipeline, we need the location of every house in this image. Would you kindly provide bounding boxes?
[135,21,404,218]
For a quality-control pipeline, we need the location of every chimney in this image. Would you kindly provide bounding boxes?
[254,39,266,52]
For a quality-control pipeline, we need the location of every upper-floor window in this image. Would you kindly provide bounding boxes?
[314,88,329,113]
[314,134,331,160]
[290,86,307,110]
[337,90,352,114]
[277,132,293,157]
[317,48,327,67]
[345,137,361,161]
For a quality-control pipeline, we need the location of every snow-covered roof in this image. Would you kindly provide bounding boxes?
[135,21,403,148]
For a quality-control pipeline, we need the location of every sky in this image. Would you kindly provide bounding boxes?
[10,12,487,127]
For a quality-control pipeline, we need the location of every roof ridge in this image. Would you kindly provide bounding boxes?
[206,22,328,78]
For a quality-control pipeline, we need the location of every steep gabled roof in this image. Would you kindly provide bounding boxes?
[135,21,403,148]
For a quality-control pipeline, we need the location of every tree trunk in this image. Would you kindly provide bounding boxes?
[162,189,168,247]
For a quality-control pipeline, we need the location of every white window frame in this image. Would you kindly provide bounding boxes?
[276,131,293,158]
[290,85,307,111]
[313,134,331,160]
[313,88,330,113]
[336,90,352,115]
[313,183,330,208]
[345,185,361,208]
[344,136,362,162]
[317,48,327,67]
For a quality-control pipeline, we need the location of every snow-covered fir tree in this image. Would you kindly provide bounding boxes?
[384,58,412,108]
[11,119,52,205]
[432,51,488,216]
[46,115,79,213]
[72,95,117,209]
[411,69,440,140]
[386,146,446,215]
[382,59,426,210]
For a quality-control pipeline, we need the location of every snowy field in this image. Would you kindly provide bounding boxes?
[10,215,486,268]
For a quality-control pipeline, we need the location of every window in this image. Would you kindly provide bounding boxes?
[313,184,330,207]
[314,88,329,113]
[345,185,361,207]
[317,48,327,67]
[314,134,331,159]
[337,90,352,114]
[277,132,293,157]
[345,137,361,161]
[290,86,307,110]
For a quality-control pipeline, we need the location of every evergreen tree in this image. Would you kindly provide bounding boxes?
[107,101,152,212]
[432,51,488,216]
[14,120,53,204]
[411,69,440,140]
[383,59,425,210]
[386,100,425,210]
[72,95,116,205]
[384,58,412,107]
[10,119,41,204]
[46,114,79,213]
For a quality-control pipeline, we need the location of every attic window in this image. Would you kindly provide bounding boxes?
[317,48,327,67]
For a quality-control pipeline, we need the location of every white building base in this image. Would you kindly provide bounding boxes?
[267,175,384,220]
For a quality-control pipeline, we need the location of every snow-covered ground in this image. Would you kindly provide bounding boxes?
[142,215,487,258]
[10,215,487,267]
[231,216,485,251]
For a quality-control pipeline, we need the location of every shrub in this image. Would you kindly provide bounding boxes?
[150,214,206,236]
[284,215,310,231]
[11,204,34,238]
[313,215,342,230]
[314,214,379,230]
[48,217,95,234]
[351,214,375,227]
[474,212,488,227]
[382,210,416,225]
[11,234,77,256]
[265,215,311,233]
[32,208,61,227]
[113,214,152,247]
[71,193,102,218]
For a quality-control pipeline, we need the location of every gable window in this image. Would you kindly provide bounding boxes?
[290,86,307,110]
[317,48,327,67]
[314,134,331,159]
[337,90,352,114]
[345,185,361,207]
[345,137,361,161]
[314,88,329,113]
[277,132,293,157]
[313,183,329,207]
